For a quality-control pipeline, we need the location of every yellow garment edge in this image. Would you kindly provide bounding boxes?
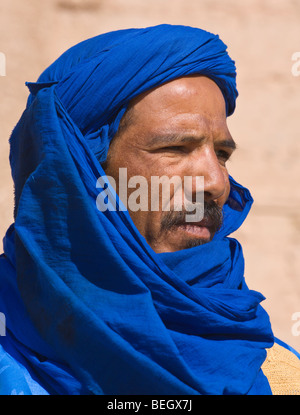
[262,342,300,395]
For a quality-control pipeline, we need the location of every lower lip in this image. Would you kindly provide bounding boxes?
[177,224,211,239]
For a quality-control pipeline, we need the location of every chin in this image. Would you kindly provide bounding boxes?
[181,237,211,250]
[153,236,212,253]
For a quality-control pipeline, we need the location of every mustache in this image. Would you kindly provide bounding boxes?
[160,200,223,234]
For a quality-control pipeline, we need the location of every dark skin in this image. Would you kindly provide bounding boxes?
[104,76,236,253]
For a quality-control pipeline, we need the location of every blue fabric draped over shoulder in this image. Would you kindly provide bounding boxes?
[0,24,276,395]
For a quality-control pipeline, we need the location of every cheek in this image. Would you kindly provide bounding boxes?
[218,170,231,207]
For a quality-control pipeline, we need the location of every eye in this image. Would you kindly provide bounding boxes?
[216,149,231,163]
[161,146,184,152]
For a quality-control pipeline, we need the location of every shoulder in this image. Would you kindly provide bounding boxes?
[262,338,300,395]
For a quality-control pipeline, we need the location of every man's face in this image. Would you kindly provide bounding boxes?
[103,76,236,253]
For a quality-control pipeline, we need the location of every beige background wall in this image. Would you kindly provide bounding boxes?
[0,0,299,350]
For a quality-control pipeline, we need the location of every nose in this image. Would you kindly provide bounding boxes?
[189,146,227,202]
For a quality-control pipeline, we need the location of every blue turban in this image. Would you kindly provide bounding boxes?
[0,24,275,395]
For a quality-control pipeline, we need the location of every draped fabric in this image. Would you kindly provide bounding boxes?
[0,24,276,395]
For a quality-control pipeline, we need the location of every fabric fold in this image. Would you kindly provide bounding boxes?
[0,24,275,395]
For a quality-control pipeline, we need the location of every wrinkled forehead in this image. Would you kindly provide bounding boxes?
[116,76,229,146]
[127,75,227,120]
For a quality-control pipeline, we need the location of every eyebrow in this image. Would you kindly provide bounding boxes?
[147,133,237,150]
[215,138,237,150]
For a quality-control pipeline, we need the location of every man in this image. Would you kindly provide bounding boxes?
[0,24,299,395]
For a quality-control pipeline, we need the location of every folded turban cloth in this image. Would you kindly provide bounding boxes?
[0,24,275,395]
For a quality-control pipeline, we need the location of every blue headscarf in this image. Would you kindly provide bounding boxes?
[0,24,274,395]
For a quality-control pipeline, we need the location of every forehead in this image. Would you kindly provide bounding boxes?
[125,75,229,137]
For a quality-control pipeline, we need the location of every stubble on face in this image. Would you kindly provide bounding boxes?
[159,200,223,248]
